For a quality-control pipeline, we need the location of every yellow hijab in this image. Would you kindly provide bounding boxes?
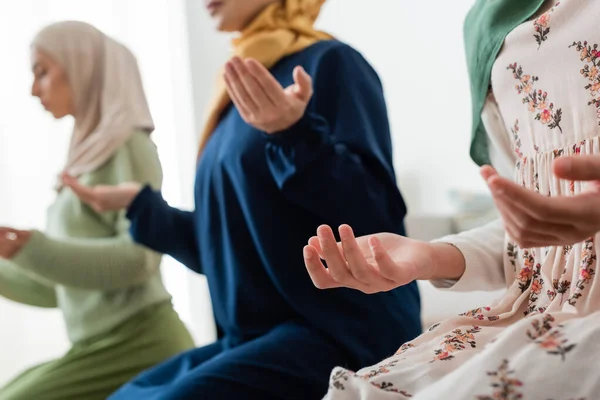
[197,0,332,158]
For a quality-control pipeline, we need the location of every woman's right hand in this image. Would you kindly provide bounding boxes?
[303,224,465,294]
[62,174,142,212]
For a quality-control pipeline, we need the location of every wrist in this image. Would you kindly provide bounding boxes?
[423,242,466,281]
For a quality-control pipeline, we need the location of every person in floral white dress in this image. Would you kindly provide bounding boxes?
[304,0,600,398]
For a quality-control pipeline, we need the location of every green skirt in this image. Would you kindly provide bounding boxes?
[0,301,195,400]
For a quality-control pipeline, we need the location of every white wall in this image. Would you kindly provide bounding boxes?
[317,0,486,214]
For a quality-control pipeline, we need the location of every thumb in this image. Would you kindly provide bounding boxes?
[292,66,313,102]
[480,165,499,182]
[554,155,600,181]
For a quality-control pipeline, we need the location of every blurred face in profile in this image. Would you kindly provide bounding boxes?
[31,49,74,119]
[204,0,280,32]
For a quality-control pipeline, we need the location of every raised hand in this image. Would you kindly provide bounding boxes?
[0,227,31,259]
[62,174,142,213]
[483,154,600,248]
[224,56,313,134]
[303,224,461,294]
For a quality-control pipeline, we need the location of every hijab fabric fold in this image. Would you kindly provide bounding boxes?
[31,21,154,184]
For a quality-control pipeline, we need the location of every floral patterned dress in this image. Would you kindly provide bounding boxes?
[323,1,600,398]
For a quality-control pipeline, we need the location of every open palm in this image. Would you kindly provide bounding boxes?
[304,225,435,294]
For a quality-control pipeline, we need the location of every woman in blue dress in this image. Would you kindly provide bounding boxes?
[66,0,421,398]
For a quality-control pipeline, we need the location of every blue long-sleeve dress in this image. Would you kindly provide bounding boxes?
[110,40,421,400]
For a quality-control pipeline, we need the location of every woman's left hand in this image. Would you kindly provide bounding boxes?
[0,228,31,259]
[482,154,600,248]
[224,56,313,134]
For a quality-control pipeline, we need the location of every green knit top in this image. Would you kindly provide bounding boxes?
[2,131,172,343]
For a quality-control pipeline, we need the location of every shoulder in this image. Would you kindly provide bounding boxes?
[299,40,379,75]
[86,131,162,188]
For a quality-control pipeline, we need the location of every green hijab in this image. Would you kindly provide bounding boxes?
[464,0,547,166]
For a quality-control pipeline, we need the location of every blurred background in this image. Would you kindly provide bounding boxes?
[0,0,501,384]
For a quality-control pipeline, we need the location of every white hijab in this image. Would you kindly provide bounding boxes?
[31,21,154,182]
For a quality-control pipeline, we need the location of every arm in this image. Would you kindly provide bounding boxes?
[265,45,406,233]
[126,187,201,273]
[430,95,515,291]
[0,259,57,307]
[12,133,167,289]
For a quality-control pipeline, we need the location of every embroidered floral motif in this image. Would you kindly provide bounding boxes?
[533,172,540,193]
[477,359,523,400]
[525,263,545,316]
[517,250,535,293]
[395,342,415,355]
[460,307,491,320]
[508,63,563,133]
[533,2,560,49]
[511,120,523,158]
[553,149,565,158]
[369,382,412,397]
[526,314,555,340]
[563,245,573,256]
[460,307,500,322]
[573,140,586,154]
[567,141,588,194]
[552,278,571,305]
[507,242,519,271]
[432,326,481,362]
[570,41,600,124]
[427,323,441,332]
[359,360,398,380]
[567,238,596,306]
[536,328,576,361]
[330,369,352,390]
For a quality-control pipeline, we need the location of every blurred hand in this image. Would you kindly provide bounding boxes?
[483,154,600,248]
[303,224,453,294]
[0,228,31,259]
[224,56,313,134]
[62,174,142,213]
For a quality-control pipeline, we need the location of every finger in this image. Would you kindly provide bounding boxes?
[487,175,578,224]
[308,236,324,259]
[224,72,250,116]
[488,175,573,238]
[493,193,567,247]
[368,236,411,285]
[230,57,275,109]
[245,59,287,105]
[480,165,498,181]
[225,59,259,114]
[317,225,355,284]
[292,66,313,102]
[62,175,98,204]
[553,155,600,181]
[338,225,380,284]
[303,246,341,290]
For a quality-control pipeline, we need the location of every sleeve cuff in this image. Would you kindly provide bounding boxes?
[126,185,159,221]
[429,238,485,291]
[11,230,50,275]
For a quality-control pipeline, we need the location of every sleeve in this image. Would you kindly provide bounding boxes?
[126,187,201,273]
[0,259,57,308]
[11,133,165,290]
[263,44,407,234]
[430,94,515,292]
